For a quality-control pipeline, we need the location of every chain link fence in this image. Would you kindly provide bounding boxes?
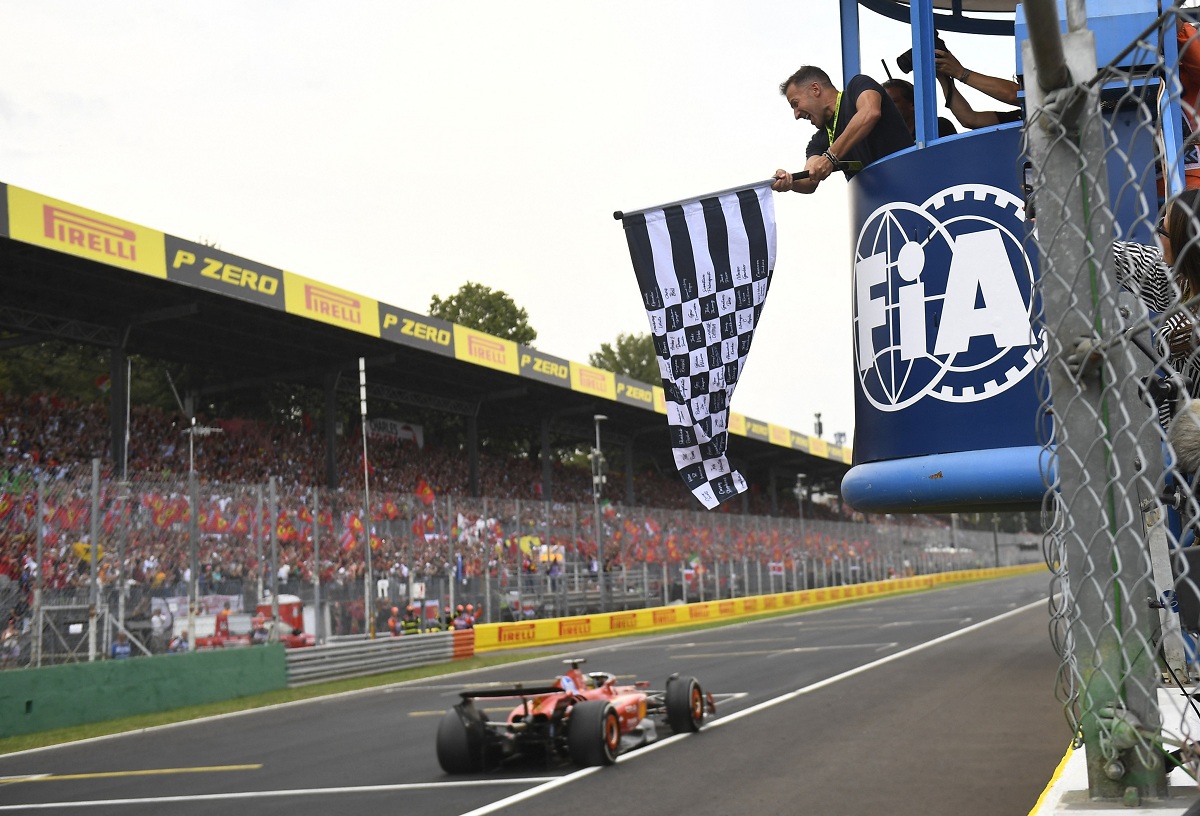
[1026,0,1200,801]
[0,461,1036,670]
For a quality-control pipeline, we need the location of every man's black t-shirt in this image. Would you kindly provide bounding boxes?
[806,75,914,178]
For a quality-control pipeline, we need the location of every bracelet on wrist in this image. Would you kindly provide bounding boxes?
[823,150,839,167]
[959,68,971,83]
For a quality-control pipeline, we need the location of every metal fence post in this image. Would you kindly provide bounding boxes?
[313,485,323,644]
[188,468,199,653]
[35,475,44,667]
[1024,0,1167,799]
[255,484,264,603]
[269,477,279,631]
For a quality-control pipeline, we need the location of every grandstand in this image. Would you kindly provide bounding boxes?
[0,182,1038,666]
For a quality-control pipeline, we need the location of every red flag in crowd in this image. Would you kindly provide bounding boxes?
[416,478,435,506]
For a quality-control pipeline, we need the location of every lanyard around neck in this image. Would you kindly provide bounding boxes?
[825,91,842,147]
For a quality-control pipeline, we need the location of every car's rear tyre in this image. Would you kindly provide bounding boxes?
[665,675,705,733]
[437,706,485,773]
[568,700,620,766]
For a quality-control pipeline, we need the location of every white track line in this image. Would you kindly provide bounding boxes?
[0,778,554,810]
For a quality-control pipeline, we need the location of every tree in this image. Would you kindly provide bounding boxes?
[428,282,537,345]
[589,332,659,384]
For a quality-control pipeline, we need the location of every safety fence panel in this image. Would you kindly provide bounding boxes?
[1,469,1041,670]
[1025,2,1200,801]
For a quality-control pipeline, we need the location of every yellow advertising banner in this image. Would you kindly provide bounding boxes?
[768,423,791,448]
[467,569,1064,652]
[809,437,829,459]
[569,362,616,400]
[453,326,519,375]
[7,185,166,278]
[728,413,746,436]
[652,386,666,414]
[282,271,380,337]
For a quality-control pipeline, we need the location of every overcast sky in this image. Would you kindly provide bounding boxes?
[0,1,1016,446]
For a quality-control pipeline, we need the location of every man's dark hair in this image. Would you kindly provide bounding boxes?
[882,78,914,105]
[779,66,833,95]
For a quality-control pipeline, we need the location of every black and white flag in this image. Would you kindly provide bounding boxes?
[620,183,776,509]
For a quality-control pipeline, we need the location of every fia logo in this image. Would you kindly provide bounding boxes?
[852,184,1043,412]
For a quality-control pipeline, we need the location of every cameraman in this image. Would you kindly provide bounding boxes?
[935,48,1022,129]
[771,65,912,195]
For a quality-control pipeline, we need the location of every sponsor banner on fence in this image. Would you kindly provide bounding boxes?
[379,306,455,357]
[570,362,616,400]
[165,236,285,310]
[518,346,571,386]
[366,418,424,448]
[653,386,667,414]
[283,271,380,337]
[615,376,654,409]
[454,325,519,375]
[7,185,166,278]
[727,413,746,437]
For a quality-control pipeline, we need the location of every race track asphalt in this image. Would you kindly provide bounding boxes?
[0,572,1066,815]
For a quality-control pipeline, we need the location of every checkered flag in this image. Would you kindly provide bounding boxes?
[619,183,776,509]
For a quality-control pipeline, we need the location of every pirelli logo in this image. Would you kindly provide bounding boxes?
[580,369,606,391]
[43,206,138,262]
[6,186,165,278]
[687,604,709,620]
[743,598,758,612]
[570,363,616,399]
[652,609,676,626]
[718,601,735,615]
[498,623,537,644]
[782,594,796,606]
[305,285,361,325]
[559,619,591,638]
[609,613,637,631]
[453,326,518,374]
[763,596,778,609]
[468,334,508,366]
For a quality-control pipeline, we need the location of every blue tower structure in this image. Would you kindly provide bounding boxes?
[838,0,1177,513]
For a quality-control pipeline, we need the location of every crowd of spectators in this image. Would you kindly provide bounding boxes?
[0,391,976,655]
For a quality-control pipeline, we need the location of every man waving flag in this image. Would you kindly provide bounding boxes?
[618,183,776,509]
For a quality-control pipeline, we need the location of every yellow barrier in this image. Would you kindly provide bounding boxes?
[473,563,1045,652]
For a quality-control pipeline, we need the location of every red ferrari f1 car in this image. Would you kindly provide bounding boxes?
[437,658,714,771]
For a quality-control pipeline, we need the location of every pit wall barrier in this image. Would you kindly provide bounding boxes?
[473,564,1044,652]
[0,644,287,738]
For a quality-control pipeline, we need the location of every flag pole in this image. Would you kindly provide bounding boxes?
[612,165,857,220]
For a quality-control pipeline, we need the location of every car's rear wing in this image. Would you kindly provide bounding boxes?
[458,685,562,700]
